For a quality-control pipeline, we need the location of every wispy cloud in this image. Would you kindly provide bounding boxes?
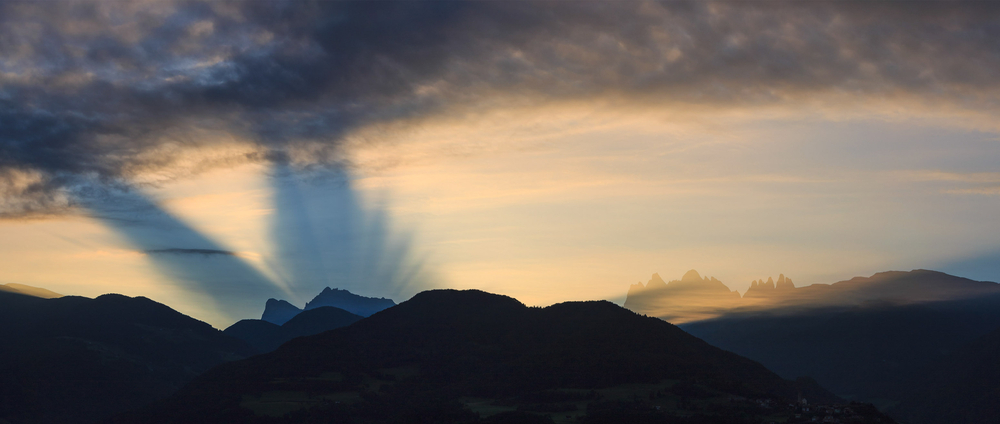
[900,171,1000,184]
[946,187,1000,196]
[896,170,1000,196]
[144,248,236,256]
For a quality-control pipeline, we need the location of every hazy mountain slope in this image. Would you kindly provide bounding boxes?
[224,306,363,353]
[890,326,1000,424]
[0,291,254,424]
[774,270,1000,307]
[626,269,1000,324]
[0,283,62,298]
[684,294,1000,402]
[624,270,741,323]
[110,289,864,424]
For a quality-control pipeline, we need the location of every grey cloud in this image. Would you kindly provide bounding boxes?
[2,1,999,216]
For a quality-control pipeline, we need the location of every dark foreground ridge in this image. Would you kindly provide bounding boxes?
[109,289,893,424]
[0,290,254,424]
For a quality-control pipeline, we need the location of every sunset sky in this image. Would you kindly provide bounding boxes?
[2,1,1000,327]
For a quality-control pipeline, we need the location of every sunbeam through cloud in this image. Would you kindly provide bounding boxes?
[267,165,426,306]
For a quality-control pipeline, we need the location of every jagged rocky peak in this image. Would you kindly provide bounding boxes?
[259,289,397,325]
[305,287,397,317]
[763,277,775,289]
[776,273,795,290]
[626,281,646,297]
[622,269,742,322]
[646,273,668,289]
[681,269,703,283]
[261,298,302,325]
[744,274,795,297]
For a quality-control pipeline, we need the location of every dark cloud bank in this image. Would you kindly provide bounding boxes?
[1,0,999,217]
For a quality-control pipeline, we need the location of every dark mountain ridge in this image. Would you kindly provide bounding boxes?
[743,269,1000,310]
[109,289,873,424]
[259,287,395,325]
[626,269,1000,324]
[260,298,302,325]
[304,287,397,316]
[677,270,1000,423]
[0,282,62,299]
[0,290,254,424]
[224,306,363,353]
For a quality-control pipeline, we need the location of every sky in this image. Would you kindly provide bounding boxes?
[2,1,1000,327]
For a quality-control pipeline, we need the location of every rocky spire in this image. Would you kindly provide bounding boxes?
[261,298,302,325]
[626,281,647,297]
[776,274,795,290]
[646,273,668,289]
[681,269,703,283]
[762,277,775,290]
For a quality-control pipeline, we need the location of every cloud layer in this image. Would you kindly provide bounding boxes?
[2,0,999,216]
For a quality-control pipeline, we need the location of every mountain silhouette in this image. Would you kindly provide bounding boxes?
[103,289,895,424]
[0,290,254,424]
[625,269,1000,323]
[225,306,363,353]
[0,283,62,299]
[624,270,741,323]
[743,274,795,297]
[742,269,1000,309]
[679,270,1000,421]
[304,287,396,316]
[221,319,283,353]
[260,298,302,325]
[890,325,1000,424]
[258,287,395,325]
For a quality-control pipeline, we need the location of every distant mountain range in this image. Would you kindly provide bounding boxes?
[225,306,363,353]
[260,287,396,325]
[625,269,1000,323]
[0,282,62,299]
[6,272,996,424]
[625,270,741,323]
[224,287,394,353]
[108,289,896,424]
[260,298,303,325]
[0,290,254,424]
[629,269,1000,424]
